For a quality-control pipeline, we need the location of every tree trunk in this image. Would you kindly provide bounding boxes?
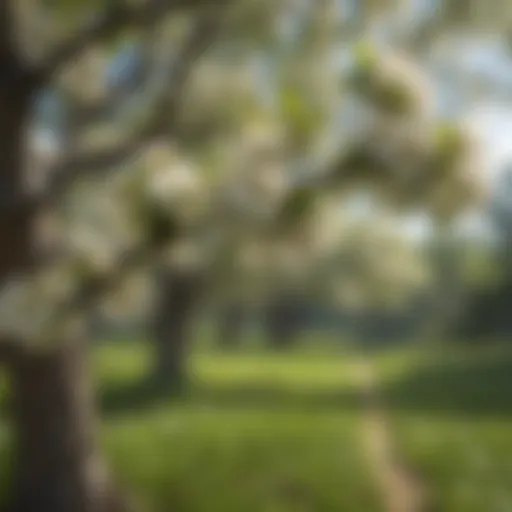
[151,270,202,390]
[0,66,34,281]
[0,48,127,512]
[6,340,128,512]
[264,294,303,350]
[216,302,245,349]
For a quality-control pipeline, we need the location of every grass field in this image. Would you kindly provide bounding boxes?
[375,343,512,512]
[1,340,512,511]
[0,343,379,512]
[96,343,381,512]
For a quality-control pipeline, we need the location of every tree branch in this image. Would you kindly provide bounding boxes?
[0,245,150,366]
[59,246,152,321]
[0,0,15,60]
[35,0,218,83]
[0,336,26,365]
[42,9,228,205]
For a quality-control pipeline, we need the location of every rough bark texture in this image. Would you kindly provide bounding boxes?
[151,270,202,390]
[7,340,128,512]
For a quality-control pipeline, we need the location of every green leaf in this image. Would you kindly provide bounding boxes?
[373,80,416,115]
[352,41,378,72]
[279,187,316,225]
[434,123,466,159]
[278,86,323,147]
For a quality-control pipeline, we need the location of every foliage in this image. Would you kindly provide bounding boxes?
[0,0,490,345]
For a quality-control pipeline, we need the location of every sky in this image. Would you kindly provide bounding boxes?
[467,102,512,177]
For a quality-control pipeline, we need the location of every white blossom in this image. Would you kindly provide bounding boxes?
[0,266,78,342]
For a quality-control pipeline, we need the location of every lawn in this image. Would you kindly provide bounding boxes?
[0,342,381,512]
[3,340,512,511]
[97,343,379,512]
[375,343,512,512]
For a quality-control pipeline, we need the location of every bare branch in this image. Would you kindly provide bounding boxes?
[42,10,228,205]
[35,0,218,83]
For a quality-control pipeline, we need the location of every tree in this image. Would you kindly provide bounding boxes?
[142,0,487,365]
[0,2,231,511]
[0,1,490,510]
[215,300,248,349]
[453,166,512,341]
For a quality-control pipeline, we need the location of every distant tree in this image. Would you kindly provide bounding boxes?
[455,166,512,341]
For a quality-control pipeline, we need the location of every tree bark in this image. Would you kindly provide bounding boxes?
[6,340,128,512]
[151,270,202,390]
[0,61,34,281]
[264,294,303,350]
[0,49,127,512]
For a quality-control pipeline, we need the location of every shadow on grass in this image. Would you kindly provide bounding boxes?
[99,377,361,416]
[100,348,512,420]
[381,353,512,418]
[187,385,360,412]
[99,377,184,415]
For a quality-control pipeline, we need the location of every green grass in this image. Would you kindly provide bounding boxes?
[0,342,380,512]
[97,343,379,512]
[7,338,512,511]
[105,409,375,512]
[375,343,512,512]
